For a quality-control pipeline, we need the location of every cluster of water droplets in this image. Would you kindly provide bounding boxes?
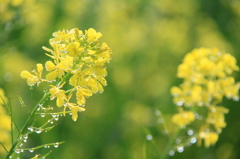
[37,104,53,112]
[13,141,62,158]
[28,126,44,134]
[168,129,198,157]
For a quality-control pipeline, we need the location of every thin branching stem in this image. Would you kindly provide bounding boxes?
[24,141,65,151]
[0,95,20,133]
[160,128,183,159]
[18,93,31,114]
[0,141,8,153]
[150,139,161,158]
[5,92,51,159]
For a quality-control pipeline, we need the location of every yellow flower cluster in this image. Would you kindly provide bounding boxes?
[171,48,239,147]
[21,28,112,121]
[0,88,11,154]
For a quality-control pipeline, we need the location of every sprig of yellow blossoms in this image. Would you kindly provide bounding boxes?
[171,48,239,147]
[20,28,112,121]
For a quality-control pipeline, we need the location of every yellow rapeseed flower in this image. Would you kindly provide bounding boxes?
[20,63,44,86]
[171,47,239,147]
[21,28,112,121]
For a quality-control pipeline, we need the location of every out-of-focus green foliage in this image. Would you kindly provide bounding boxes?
[1,0,240,159]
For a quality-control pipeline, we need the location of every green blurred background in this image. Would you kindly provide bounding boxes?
[1,0,240,158]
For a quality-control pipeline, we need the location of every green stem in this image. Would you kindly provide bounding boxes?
[160,128,183,159]
[0,142,8,153]
[5,92,51,159]
[0,95,20,133]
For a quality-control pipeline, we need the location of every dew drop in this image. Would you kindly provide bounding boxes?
[23,139,27,142]
[20,149,24,152]
[15,149,20,154]
[187,129,194,136]
[146,134,153,141]
[54,117,59,121]
[175,138,181,144]
[169,150,175,156]
[35,128,42,134]
[54,142,59,148]
[190,137,197,144]
[177,146,184,153]
[211,107,216,113]
[9,156,12,158]
[40,113,45,117]
[51,113,57,118]
[176,100,184,106]
[29,149,34,153]
[23,134,28,140]
[233,96,239,101]
[28,127,34,132]
[50,121,54,124]
[154,110,161,116]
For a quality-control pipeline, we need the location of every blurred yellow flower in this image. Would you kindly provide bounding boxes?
[207,106,229,133]
[171,111,195,128]
[171,47,239,147]
[198,131,219,148]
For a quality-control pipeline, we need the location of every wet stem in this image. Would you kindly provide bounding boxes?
[5,92,51,159]
[5,68,74,159]
[160,128,183,159]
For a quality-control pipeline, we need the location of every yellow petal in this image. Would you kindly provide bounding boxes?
[80,88,92,97]
[70,106,85,121]
[27,78,36,86]
[66,42,82,57]
[56,95,65,107]
[20,70,33,79]
[46,71,57,81]
[170,86,182,97]
[76,91,85,105]
[45,61,56,71]
[69,74,77,87]
[36,63,43,72]
[97,81,104,93]
[87,28,102,43]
